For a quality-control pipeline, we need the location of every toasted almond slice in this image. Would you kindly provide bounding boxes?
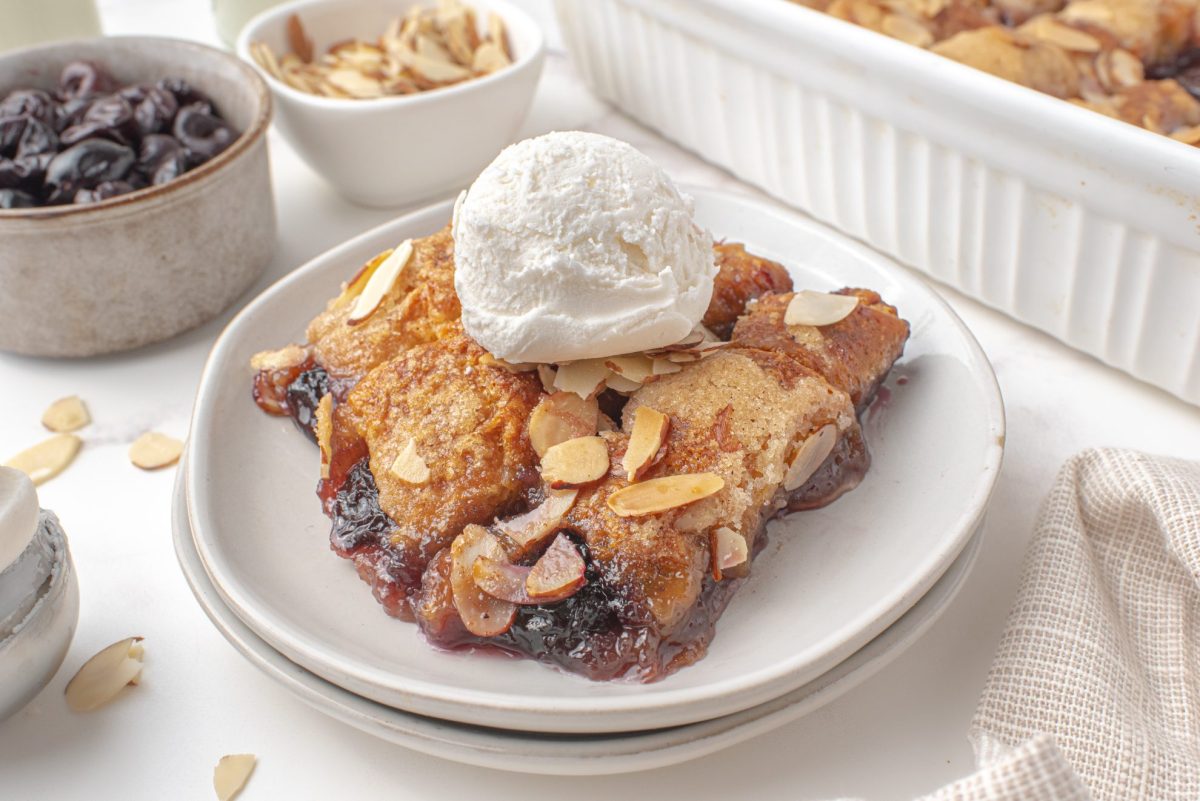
[604,372,643,394]
[882,13,933,47]
[326,68,385,98]
[607,473,724,517]
[651,357,683,375]
[536,364,557,394]
[214,754,257,801]
[525,533,586,601]
[494,488,578,557]
[336,249,392,309]
[41,395,90,433]
[1106,49,1143,88]
[540,436,609,488]
[390,438,430,484]
[129,432,183,470]
[65,637,144,712]
[442,13,475,64]
[397,48,472,82]
[473,557,533,603]
[5,433,82,485]
[348,239,413,324]
[553,359,609,398]
[249,343,307,372]
[315,394,333,480]
[666,351,702,364]
[416,33,454,64]
[488,12,509,57]
[286,13,314,62]
[714,526,748,571]
[784,424,838,491]
[605,354,654,382]
[472,41,509,73]
[671,328,706,347]
[529,392,600,457]
[451,525,516,636]
[622,406,670,481]
[784,290,859,326]
[1022,16,1101,52]
[249,41,283,80]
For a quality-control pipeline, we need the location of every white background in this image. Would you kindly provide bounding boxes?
[1,1,1198,798]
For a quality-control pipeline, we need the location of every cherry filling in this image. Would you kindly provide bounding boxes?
[285,366,331,440]
[1148,49,1200,101]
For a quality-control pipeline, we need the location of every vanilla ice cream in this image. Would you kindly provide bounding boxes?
[452,131,716,364]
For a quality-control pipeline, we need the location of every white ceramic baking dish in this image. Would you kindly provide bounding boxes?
[554,0,1200,405]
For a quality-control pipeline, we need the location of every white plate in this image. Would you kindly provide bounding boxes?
[186,186,1004,733]
[173,464,985,775]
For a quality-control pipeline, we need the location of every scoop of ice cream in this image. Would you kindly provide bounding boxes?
[0,467,37,574]
[452,131,716,364]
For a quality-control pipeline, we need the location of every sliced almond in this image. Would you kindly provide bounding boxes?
[249,41,283,80]
[605,354,654,382]
[451,524,516,636]
[607,473,725,517]
[249,343,307,373]
[553,359,609,399]
[536,364,557,394]
[214,754,257,801]
[488,12,509,57]
[882,13,933,47]
[525,533,587,601]
[784,424,838,491]
[348,239,413,324]
[1105,49,1143,88]
[529,392,600,457]
[604,372,643,394]
[473,557,533,604]
[784,290,860,327]
[129,432,183,470]
[1022,16,1101,52]
[65,637,144,712]
[315,394,333,480]
[5,433,82,485]
[621,406,670,481]
[286,13,314,63]
[493,488,577,557]
[713,526,748,572]
[472,41,509,73]
[389,438,430,485]
[398,49,472,82]
[651,357,683,375]
[326,69,385,98]
[41,396,90,433]
[540,436,609,488]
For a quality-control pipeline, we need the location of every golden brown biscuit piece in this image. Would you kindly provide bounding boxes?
[731,288,910,411]
[703,242,794,338]
[306,226,461,383]
[340,333,543,595]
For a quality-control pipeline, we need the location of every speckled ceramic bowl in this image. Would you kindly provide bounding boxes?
[0,37,275,358]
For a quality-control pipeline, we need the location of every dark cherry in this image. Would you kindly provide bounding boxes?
[45,138,135,194]
[72,179,135,204]
[286,366,332,440]
[0,116,59,160]
[173,103,237,163]
[0,90,55,126]
[1147,49,1200,101]
[138,133,187,185]
[57,60,116,100]
[330,460,395,552]
[0,188,35,208]
[60,95,138,146]
[156,77,212,111]
[0,153,51,192]
[133,87,179,136]
[54,97,92,132]
[116,83,151,106]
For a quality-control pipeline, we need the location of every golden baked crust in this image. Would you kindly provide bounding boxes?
[703,242,795,337]
[731,288,910,410]
[340,332,543,591]
[306,226,461,382]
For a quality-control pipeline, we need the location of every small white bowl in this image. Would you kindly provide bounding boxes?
[238,0,545,207]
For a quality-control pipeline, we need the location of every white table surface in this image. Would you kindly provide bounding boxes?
[2,1,1198,798]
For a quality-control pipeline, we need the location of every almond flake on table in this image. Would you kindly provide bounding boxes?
[4,433,82,486]
[214,754,257,801]
[41,395,91,433]
[129,432,184,470]
[64,637,144,713]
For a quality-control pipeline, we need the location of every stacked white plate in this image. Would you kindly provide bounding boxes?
[174,187,1005,775]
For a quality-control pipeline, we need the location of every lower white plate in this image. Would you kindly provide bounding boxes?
[185,186,1004,733]
[173,464,984,775]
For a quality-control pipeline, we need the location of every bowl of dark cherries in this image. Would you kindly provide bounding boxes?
[0,37,276,358]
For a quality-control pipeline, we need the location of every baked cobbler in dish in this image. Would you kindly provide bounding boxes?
[790,0,1200,145]
[249,133,909,681]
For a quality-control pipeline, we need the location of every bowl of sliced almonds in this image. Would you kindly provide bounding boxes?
[239,0,544,207]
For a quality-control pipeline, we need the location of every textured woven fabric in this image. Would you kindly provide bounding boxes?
[967,449,1200,800]
[837,449,1199,800]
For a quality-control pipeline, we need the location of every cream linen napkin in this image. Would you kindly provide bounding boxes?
[850,448,1200,800]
